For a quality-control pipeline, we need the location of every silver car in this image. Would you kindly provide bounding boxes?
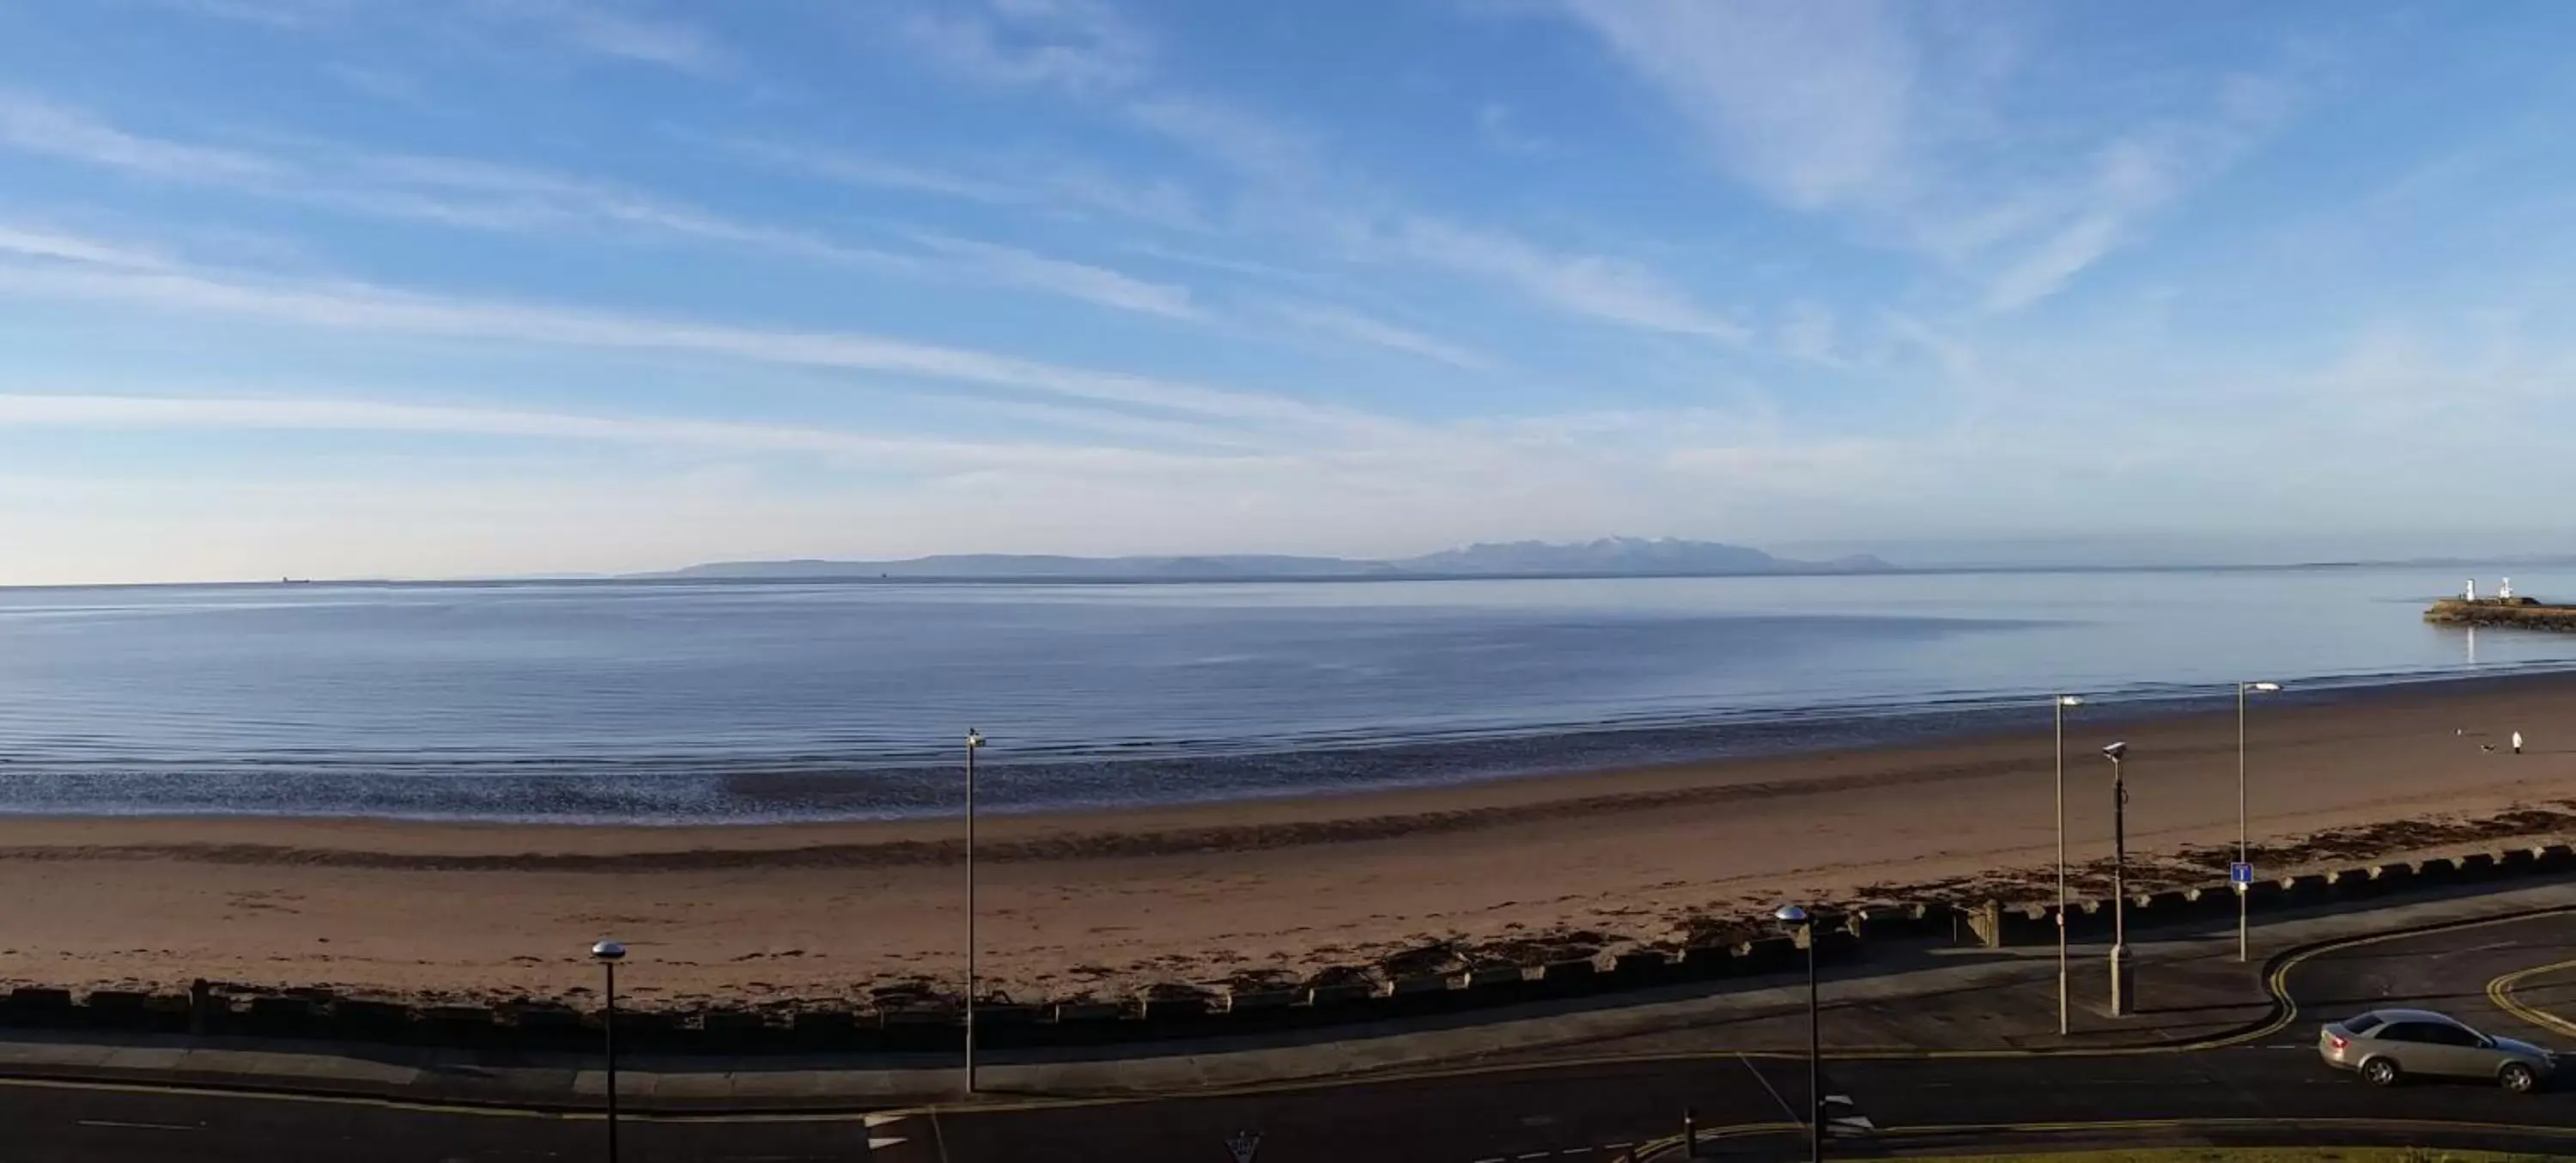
[2318,1008,2554,1092]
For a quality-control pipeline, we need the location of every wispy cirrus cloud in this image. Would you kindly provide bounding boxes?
[858,0,1754,361]
[908,231,1200,320]
[1776,301,1844,368]
[896,0,1149,94]
[0,392,1254,472]
[0,94,857,258]
[1123,95,1323,182]
[1398,217,1747,344]
[138,0,353,30]
[1269,302,1496,371]
[0,94,277,182]
[872,2,1318,185]
[320,63,427,105]
[320,150,898,265]
[1476,103,1550,157]
[1557,0,2303,311]
[0,225,1370,435]
[149,0,730,76]
[483,0,730,76]
[718,137,1022,204]
[0,222,179,271]
[0,96,1232,322]
[1977,76,2300,310]
[857,7,1735,344]
[1561,0,1917,212]
[716,137,1210,232]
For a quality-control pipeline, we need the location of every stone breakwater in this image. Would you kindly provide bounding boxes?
[2425,597,2576,631]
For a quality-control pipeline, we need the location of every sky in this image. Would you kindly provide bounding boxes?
[4,1,2576,583]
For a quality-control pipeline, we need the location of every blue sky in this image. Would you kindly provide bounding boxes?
[3,0,2574,583]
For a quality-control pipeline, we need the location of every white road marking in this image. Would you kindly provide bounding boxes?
[863,1113,908,1127]
[1516,1153,1552,1160]
[76,1119,199,1132]
[1737,1051,1801,1126]
[869,1137,908,1149]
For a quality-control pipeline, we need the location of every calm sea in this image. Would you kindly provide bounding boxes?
[0,567,2567,822]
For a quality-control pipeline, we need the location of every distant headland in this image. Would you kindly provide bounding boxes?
[637,538,1898,583]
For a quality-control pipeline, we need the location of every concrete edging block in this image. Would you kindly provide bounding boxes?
[1302,983,1373,1008]
[1963,899,2004,948]
[1732,935,1798,976]
[1536,958,1601,998]
[1610,949,1673,984]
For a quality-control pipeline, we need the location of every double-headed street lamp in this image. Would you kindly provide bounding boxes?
[1774,904,1822,1163]
[964,727,986,1093]
[2051,694,2083,1036]
[2236,682,2281,962]
[591,939,627,1163]
[2101,741,2131,1016]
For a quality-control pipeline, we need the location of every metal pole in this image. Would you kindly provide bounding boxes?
[1806,923,1822,1163]
[2054,698,2068,1037]
[2109,756,2129,1015]
[965,729,979,1093]
[2237,684,2249,963]
[604,959,618,1163]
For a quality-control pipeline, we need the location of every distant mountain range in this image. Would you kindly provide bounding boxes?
[644,538,1896,582]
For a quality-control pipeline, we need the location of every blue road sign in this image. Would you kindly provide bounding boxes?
[2230,861,2254,886]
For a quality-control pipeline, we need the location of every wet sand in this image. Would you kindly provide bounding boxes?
[2,675,2572,1008]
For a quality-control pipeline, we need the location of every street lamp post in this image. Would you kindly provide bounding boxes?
[591,939,626,1163]
[964,727,985,1093]
[2101,742,2131,1016]
[1774,904,1822,1163]
[2052,694,2083,1036]
[2236,682,2281,962]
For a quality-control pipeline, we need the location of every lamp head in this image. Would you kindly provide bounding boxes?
[2057,695,2084,707]
[966,728,984,748]
[2101,740,2128,761]
[591,939,626,961]
[1774,904,1808,924]
[2247,681,2281,693]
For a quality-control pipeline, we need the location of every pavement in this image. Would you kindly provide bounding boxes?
[10,880,2576,1160]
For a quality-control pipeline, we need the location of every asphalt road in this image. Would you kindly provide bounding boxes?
[0,1082,886,1163]
[884,910,2576,1163]
[11,910,2576,1163]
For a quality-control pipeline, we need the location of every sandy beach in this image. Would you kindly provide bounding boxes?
[3,674,2573,1009]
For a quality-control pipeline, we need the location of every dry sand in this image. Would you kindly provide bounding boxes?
[3,675,2573,1009]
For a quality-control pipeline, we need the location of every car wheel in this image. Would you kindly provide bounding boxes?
[2361,1057,2401,1087]
[2500,1063,2538,1093]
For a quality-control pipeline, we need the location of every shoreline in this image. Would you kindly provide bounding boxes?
[3,666,2569,847]
[3,664,2568,832]
[3,669,2573,1007]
